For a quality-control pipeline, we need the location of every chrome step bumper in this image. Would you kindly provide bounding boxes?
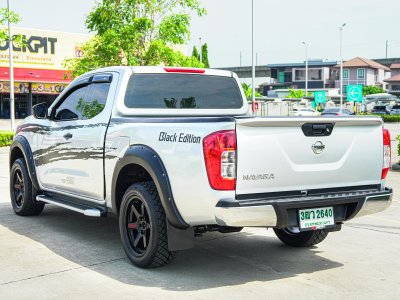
[215,187,393,228]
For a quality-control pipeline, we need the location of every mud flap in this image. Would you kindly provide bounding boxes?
[167,222,194,251]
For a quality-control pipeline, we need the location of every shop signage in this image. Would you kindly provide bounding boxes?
[0,27,92,70]
[0,36,58,54]
[0,82,67,94]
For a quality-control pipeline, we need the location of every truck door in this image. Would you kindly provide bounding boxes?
[36,73,118,200]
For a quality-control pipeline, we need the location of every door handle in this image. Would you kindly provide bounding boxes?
[63,133,73,140]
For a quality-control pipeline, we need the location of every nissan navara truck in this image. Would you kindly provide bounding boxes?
[10,66,393,268]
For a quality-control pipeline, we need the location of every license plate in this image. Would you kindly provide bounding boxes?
[298,207,334,230]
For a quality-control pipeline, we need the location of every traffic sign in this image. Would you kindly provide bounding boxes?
[346,85,363,102]
[314,91,326,103]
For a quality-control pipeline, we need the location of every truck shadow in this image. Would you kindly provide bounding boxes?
[0,204,343,291]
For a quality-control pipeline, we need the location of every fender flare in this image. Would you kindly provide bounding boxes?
[112,145,189,229]
[9,135,40,190]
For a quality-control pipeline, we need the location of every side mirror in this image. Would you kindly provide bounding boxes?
[32,103,48,119]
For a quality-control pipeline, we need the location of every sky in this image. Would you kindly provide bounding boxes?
[3,0,400,68]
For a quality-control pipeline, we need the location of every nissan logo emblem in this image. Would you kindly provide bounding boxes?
[312,141,325,155]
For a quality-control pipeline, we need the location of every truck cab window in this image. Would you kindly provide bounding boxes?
[79,82,110,120]
[124,74,242,109]
[53,82,110,121]
[53,86,88,121]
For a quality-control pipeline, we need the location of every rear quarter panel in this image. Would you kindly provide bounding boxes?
[104,119,235,225]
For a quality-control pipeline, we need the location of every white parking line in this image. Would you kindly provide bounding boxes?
[368,215,400,224]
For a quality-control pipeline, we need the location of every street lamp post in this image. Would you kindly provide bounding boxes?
[302,42,308,104]
[7,0,15,130]
[386,40,388,59]
[199,37,202,63]
[339,23,346,108]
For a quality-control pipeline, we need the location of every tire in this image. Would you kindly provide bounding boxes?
[10,158,45,216]
[273,227,328,247]
[119,181,174,268]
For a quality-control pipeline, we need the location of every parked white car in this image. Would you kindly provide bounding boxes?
[290,107,319,116]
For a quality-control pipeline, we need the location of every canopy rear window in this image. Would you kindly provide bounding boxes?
[124,74,243,109]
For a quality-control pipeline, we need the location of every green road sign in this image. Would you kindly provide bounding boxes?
[314,91,326,103]
[347,85,363,102]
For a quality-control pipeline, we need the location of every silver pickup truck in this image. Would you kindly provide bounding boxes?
[9,66,393,268]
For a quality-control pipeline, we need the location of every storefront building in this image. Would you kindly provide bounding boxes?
[0,27,92,119]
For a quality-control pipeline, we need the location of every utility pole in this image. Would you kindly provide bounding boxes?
[240,51,242,67]
[7,0,15,130]
[251,0,255,114]
[302,42,308,101]
[339,23,346,108]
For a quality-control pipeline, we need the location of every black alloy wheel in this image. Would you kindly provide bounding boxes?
[10,158,44,216]
[126,197,152,255]
[12,168,25,208]
[119,182,174,268]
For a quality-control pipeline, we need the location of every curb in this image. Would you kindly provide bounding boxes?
[0,146,10,153]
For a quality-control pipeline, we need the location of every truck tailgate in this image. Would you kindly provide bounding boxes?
[235,117,383,196]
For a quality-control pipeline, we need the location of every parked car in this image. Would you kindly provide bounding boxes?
[9,66,393,268]
[388,104,400,115]
[290,107,319,116]
[371,105,390,115]
[321,107,354,116]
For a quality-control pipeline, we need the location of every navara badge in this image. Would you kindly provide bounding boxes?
[311,141,325,155]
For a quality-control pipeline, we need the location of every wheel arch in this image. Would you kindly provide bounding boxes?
[9,135,40,190]
[112,144,189,229]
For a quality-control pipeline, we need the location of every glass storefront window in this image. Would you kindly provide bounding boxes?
[295,68,322,81]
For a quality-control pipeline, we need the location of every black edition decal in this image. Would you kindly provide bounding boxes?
[159,132,201,144]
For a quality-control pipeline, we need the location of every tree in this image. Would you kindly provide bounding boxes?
[241,83,262,99]
[76,98,105,119]
[65,0,206,78]
[0,8,23,45]
[201,43,210,68]
[286,89,311,99]
[192,46,200,60]
[362,85,385,96]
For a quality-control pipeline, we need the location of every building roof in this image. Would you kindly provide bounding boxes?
[267,60,338,68]
[390,63,400,69]
[384,74,400,82]
[334,57,390,71]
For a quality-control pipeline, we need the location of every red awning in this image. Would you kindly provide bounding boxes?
[0,67,72,83]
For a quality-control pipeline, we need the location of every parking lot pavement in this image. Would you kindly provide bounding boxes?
[1,143,400,299]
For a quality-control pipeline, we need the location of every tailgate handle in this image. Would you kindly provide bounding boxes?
[302,123,334,137]
[312,124,327,134]
[312,124,326,131]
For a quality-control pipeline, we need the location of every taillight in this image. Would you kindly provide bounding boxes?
[382,128,391,179]
[203,130,236,190]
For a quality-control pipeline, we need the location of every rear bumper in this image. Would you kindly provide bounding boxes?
[353,191,393,218]
[215,187,393,228]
